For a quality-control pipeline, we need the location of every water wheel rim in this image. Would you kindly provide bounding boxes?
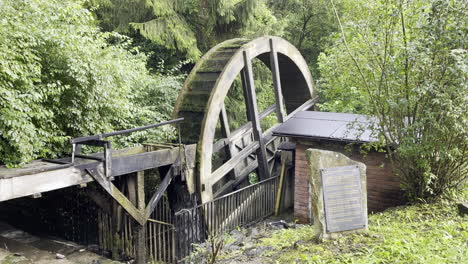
[174,36,316,203]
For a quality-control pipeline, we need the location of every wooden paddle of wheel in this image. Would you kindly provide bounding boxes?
[174,36,317,204]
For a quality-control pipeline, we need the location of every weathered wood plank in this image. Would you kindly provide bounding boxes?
[0,166,92,202]
[212,103,275,155]
[220,104,231,138]
[210,141,260,186]
[145,162,177,220]
[0,145,196,202]
[0,145,149,179]
[110,147,181,176]
[241,52,270,179]
[260,104,277,120]
[133,171,147,264]
[86,167,146,225]
[269,38,286,123]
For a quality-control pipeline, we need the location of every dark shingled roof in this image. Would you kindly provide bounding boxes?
[272,111,377,143]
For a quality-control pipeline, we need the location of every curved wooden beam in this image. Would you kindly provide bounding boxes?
[174,36,315,203]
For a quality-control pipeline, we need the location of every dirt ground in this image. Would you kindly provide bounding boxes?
[0,221,123,264]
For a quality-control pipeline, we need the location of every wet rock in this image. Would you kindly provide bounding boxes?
[243,245,273,257]
[229,229,245,245]
[87,244,100,252]
[225,244,241,251]
[243,241,255,249]
[250,227,260,238]
[293,240,309,249]
[3,254,31,264]
[268,220,289,229]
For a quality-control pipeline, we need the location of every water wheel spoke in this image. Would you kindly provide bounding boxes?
[174,36,315,203]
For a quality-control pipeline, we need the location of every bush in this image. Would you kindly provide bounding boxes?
[0,0,183,166]
[318,0,467,200]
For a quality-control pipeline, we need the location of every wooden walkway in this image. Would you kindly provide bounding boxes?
[0,144,196,202]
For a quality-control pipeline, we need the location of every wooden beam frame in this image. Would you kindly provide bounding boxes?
[208,99,315,195]
[0,144,196,202]
[270,38,287,123]
[86,167,146,225]
[241,50,270,180]
[86,159,181,226]
[173,36,316,203]
[144,160,179,220]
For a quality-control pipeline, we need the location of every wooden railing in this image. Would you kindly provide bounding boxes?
[174,176,279,260]
[96,169,284,263]
[98,195,177,263]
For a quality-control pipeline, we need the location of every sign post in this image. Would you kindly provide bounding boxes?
[305,149,368,241]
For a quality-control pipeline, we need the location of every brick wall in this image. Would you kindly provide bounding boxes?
[294,143,310,223]
[293,140,404,224]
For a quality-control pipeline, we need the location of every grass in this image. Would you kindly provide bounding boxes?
[257,192,467,263]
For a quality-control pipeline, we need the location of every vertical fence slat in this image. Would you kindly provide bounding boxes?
[169,176,279,262]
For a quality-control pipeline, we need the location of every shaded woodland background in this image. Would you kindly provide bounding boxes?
[0,0,466,200]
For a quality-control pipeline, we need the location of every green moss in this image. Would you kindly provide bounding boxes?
[112,233,123,260]
[1,255,29,264]
[253,199,468,263]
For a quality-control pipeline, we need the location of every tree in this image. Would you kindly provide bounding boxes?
[90,0,280,62]
[0,0,182,166]
[268,0,338,76]
[318,0,467,200]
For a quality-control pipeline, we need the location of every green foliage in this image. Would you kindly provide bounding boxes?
[258,199,468,263]
[0,0,182,166]
[185,232,233,264]
[90,0,281,62]
[268,0,338,77]
[318,0,467,200]
[224,59,278,131]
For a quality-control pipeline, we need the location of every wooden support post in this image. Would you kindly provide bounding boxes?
[135,171,146,264]
[220,104,239,179]
[104,141,112,178]
[220,104,235,158]
[241,51,271,180]
[269,38,287,123]
[220,104,231,138]
[128,171,146,264]
[86,168,146,225]
[275,151,287,216]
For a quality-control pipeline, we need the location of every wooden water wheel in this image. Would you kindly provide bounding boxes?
[174,36,317,203]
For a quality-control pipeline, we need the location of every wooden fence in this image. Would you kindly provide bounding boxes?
[98,195,177,263]
[97,176,279,263]
[174,176,279,260]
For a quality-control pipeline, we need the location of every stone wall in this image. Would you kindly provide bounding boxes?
[293,139,404,223]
